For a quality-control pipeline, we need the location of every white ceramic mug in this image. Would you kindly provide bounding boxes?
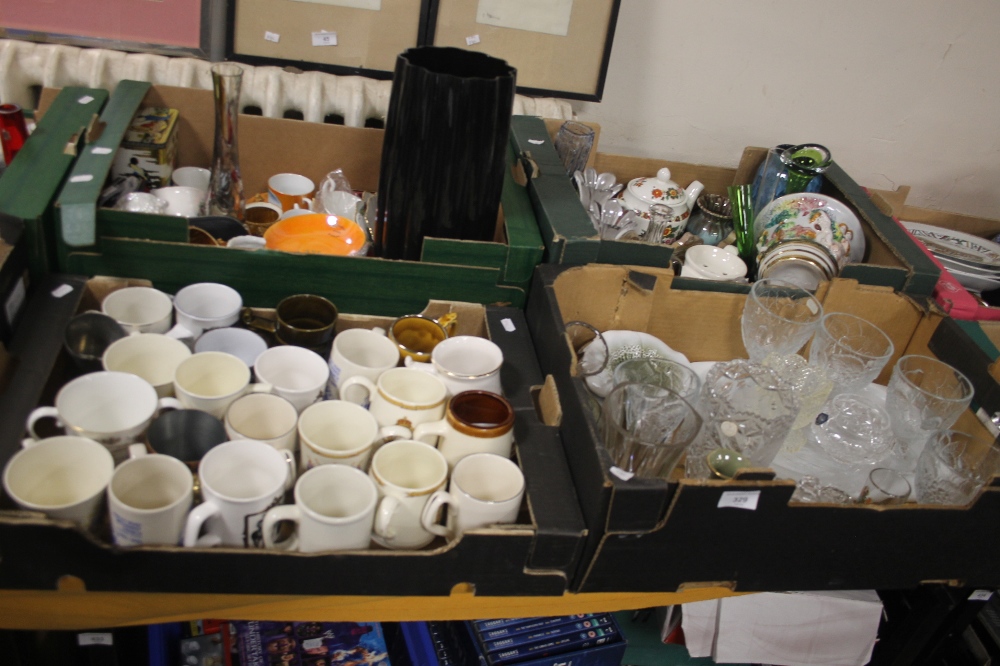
[224,392,299,452]
[413,390,515,469]
[152,186,204,217]
[102,333,192,398]
[327,327,399,403]
[171,166,211,191]
[298,399,411,471]
[25,371,181,460]
[253,345,330,413]
[421,453,524,540]
[405,335,503,397]
[262,464,377,552]
[193,326,268,369]
[108,444,194,546]
[169,282,243,340]
[183,439,296,548]
[268,173,316,212]
[339,367,447,433]
[173,351,267,419]
[2,436,115,528]
[369,439,449,550]
[101,286,174,335]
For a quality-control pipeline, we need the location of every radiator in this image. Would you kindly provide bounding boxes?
[0,39,574,127]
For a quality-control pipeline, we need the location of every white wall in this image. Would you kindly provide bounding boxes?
[574,0,1000,219]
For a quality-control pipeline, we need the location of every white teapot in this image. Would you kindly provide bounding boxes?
[619,167,705,243]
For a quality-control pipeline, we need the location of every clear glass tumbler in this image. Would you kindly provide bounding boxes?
[884,355,974,454]
[915,430,1000,505]
[601,382,702,478]
[741,278,824,362]
[553,121,595,177]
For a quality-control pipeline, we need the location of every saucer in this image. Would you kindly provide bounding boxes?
[755,193,865,264]
[681,245,748,281]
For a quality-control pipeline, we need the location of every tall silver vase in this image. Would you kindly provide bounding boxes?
[206,63,245,220]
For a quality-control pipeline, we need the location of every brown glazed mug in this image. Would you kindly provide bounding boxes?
[243,294,338,348]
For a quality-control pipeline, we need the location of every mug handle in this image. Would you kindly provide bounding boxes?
[157,397,183,413]
[412,420,448,446]
[262,504,300,551]
[280,449,297,492]
[420,490,452,538]
[183,500,222,547]
[241,307,277,334]
[248,382,275,395]
[26,406,62,441]
[338,375,377,407]
[402,357,436,374]
[436,312,458,337]
[128,443,149,459]
[165,323,197,341]
[374,495,400,540]
[378,425,412,445]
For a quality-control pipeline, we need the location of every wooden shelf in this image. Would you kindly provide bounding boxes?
[0,587,742,630]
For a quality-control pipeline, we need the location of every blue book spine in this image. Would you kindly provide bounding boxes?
[475,615,595,642]
[482,616,614,654]
[484,625,620,666]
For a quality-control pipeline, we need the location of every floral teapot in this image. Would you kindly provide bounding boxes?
[619,167,705,243]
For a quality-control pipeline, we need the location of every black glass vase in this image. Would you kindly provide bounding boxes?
[375,47,517,260]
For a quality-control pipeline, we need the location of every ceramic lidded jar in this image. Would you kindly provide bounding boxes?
[619,167,705,243]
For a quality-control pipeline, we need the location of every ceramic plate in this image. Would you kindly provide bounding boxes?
[755,193,866,264]
[901,221,1000,270]
[582,330,691,398]
[936,251,1000,277]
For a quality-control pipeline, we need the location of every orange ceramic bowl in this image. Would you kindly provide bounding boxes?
[263,213,369,256]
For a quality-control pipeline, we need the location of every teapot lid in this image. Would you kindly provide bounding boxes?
[627,167,687,207]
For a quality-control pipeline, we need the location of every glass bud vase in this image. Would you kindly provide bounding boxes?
[780,143,832,195]
[206,63,245,220]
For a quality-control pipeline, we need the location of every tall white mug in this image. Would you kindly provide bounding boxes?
[173,351,268,419]
[262,464,378,552]
[183,440,296,548]
[101,286,174,335]
[421,453,525,540]
[254,345,330,413]
[369,439,448,550]
[327,327,399,404]
[108,444,194,546]
[405,335,503,397]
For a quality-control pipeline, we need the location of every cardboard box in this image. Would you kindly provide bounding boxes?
[526,262,1000,593]
[509,119,940,300]
[0,274,586,596]
[110,106,180,190]
[871,186,1000,321]
[35,81,544,313]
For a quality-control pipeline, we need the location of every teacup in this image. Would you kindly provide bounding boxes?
[102,333,192,398]
[253,345,330,412]
[244,201,282,237]
[171,166,211,191]
[101,286,174,335]
[152,186,204,217]
[25,371,182,461]
[243,294,338,349]
[169,282,243,340]
[63,311,128,372]
[193,326,268,369]
[268,173,316,212]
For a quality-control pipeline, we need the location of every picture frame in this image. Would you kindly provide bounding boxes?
[424,0,621,102]
[0,0,226,60]
[226,0,429,80]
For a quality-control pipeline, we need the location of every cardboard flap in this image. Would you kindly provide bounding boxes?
[57,81,152,248]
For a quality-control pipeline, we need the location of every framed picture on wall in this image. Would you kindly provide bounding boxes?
[424,0,621,101]
[0,0,225,59]
[227,0,429,79]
